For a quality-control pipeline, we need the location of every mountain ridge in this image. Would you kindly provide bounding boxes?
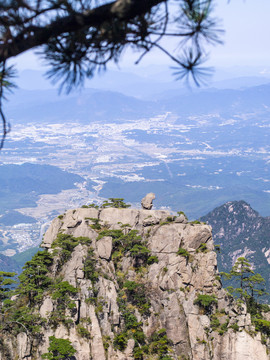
[201,200,270,299]
[5,82,270,123]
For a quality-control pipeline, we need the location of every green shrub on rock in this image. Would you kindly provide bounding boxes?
[52,281,78,300]
[129,244,150,266]
[87,217,102,230]
[81,203,99,209]
[196,243,208,253]
[77,325,91,339]
[52,234,91,267]
[42,336,76,359]
[190,220,201,225]
[113,332,128,351]
[194,294,217,314]
[177,211,188,221]
[101,198,131,208]
[148,328,173,359]
[97,229,153,269]
[230,323,239,332]
[83,248,99,283]
[254,318,270,336]
[210,315,220,330]
[218,318,229,335]
[177,248,190,261]
[147,255,159,265]
[123,280,151,315]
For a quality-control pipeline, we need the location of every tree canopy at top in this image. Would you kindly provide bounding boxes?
[0,0,223,146]
[0,0,223,86]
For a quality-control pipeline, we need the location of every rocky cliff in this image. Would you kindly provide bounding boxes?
[0,204,269,360]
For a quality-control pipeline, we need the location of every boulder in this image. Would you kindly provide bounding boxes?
[175,214,188,224]
[141,192,155,210]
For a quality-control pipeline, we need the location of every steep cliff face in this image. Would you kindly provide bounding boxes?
[0,206,269,360]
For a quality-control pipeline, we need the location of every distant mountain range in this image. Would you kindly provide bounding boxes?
[162,83,270,117]
[5,88,160,123]
[5,81,270,123]
[14,67,270,95]
[201,200,270,299]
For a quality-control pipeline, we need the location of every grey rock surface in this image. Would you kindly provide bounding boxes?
[1,204,269,360]
[141,192,156,209]
[97,236,113,260]
[39,296,54,318]
[175,214,188,223]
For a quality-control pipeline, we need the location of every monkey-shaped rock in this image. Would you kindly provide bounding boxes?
[141,192,155,210]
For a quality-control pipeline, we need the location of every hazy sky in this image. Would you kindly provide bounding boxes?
[210,0,270,67]
[13,0,270,72]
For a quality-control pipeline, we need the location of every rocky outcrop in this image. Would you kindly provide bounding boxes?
[141,192,155,210]
[0,205,269,360]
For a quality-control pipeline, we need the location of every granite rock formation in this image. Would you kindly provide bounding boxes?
[141,193,156,210]
[0,205,269,360]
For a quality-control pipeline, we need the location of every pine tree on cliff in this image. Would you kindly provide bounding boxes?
[221,257,268,305]
[0,271,16,303]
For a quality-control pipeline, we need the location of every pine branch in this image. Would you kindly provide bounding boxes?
[0,0,165,62]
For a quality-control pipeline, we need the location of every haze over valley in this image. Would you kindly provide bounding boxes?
[0,66,269,258]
